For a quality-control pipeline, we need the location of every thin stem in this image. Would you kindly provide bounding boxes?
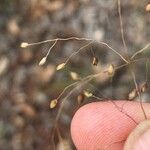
[131,43,150,59]
[90,47,95,57]
[96,41,129,63]
[26,37,92,46]
[56,69,102,101]
[55,78,92,122]
[55,125,63,143]
[56,81,79,101]
[89,92,138,124]
[55,61,139,122]
[45,39,58,58]
[57,57,144,102]
[23,36,129,63]
[88,83,111,100]
[130,67,147,120]
[145,58,149,82]
[115,57,146,70]
[64,41,94,64]
[117,0,128,53]
[110,100,138,124]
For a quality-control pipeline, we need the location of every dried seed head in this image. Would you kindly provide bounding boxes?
[77,93,85,105]
[83,90,93,98]
[56,63,66,70]
[39,57,47,66]
[92,57,98,66]
[70,72,79,80]
[128,89,137,100]
[50,99,58,109]
[141,82,148,93]
[146,4,150,12]
[20,42,29,48]
[108,64,115,76]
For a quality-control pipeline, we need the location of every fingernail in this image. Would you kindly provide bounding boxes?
[133,129,150,150]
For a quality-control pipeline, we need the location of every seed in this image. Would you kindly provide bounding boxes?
[70,72,79,80]
[83,90,93,98]
[92,57,98,66]
[50,99,58,109]
[56,63,66,70]
[141,82,148,93]
[128,89,137,100]
[39,57,47,66]
[108,64,115,76]
[20,42,29,48]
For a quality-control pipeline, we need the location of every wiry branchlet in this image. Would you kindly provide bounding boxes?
[92,57,98,66]
[56,63,66,70]
[39,57,47,66]
[128,89,137,100]
[140,82,148,93]
[50,99,58,109]
[77,93,85,105]
[146,4,150,12]
[20,42,29,48]
[107,64,115,76]
[70,72,80,80]
[83,90,93,98]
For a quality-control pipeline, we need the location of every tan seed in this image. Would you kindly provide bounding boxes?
[50,99,58,109]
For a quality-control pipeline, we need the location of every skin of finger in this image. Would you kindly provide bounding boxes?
[71,101,150,150]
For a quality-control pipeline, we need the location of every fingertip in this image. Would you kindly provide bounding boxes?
[71,101,150,150]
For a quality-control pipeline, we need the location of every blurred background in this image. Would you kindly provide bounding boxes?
[0,0,150,150]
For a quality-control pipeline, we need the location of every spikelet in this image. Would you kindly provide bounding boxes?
[108,64,115,76]
[83,90,93,98]
[70,72,79,80]
[20,42,29,48]
[39,57,47,66]
[56,63,66,70]
[92,57,98,66]
[141,82,148,93]
[50,99,58,109]
[128,89,137,100]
